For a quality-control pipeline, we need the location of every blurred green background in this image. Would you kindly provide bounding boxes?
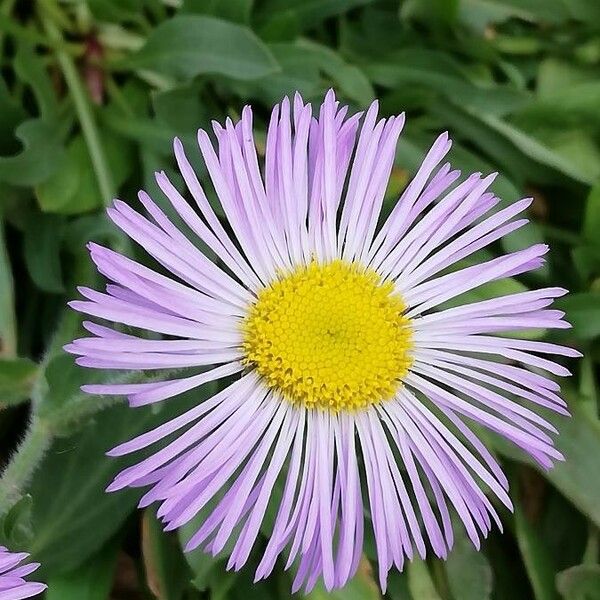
[1,0,600,598]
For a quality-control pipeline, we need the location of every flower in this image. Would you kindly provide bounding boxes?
[66,91,578,592]
[0,547,46,599]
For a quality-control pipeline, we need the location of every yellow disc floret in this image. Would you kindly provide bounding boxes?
[242,260,413,411]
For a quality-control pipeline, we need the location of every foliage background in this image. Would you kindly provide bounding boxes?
[1,0,599,598]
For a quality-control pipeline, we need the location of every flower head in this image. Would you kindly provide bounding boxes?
[67,91,578,592]
[0,547,46,599]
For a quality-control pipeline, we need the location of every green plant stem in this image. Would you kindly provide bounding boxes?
[0,419,52,516]
[0,211,16,358]
[40,2,115,207]
[580,355,599,563]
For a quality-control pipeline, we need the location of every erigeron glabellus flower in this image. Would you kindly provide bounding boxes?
[0,547,46,600]
[66,91,578,592]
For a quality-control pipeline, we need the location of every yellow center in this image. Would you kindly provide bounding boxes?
[242,260,413,411]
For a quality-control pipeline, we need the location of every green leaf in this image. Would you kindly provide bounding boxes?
[182,0,254,23]
[23,214,64,293]
[445,532,493,600]
[128,16,279,81]
[0,357,38,406]
[142,509,190,600]
[297,39,374,105]
[407,559,442,600]
[400,0,459,23]
[458,0,570,30]
[0,495,34,548]
[14,43,58,121]
[514,499,558,600]
[556,565,600,600]
[489,401,600,529]
[36,132,134,215]
[431,101,593,185]
[366,50,529,116]
[306,557,381,599]
[556,293,600,341]
[0,212,16,357]
[583,182,600,248]
[45,537,120,600]
[257,0,373,33]
[29,384,205,572]
[0,119,64,186]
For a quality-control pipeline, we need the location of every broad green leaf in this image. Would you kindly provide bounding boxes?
[513,82,600,134]
[458,0,570,30]
[14,43,58,121]
[306,557,381,599]
[556,293,600,341]
[297,39,374,105]
[583,182,600,248]
[0,495,34,548]
[257,0,373,32]
[400,0,459,23]
[431,101,593,185]
[0,357,38,406]
[88,0,144,22]
[407,559,442,600]
[128,16,279,81]
[45,537,120,600]
[489,401,600,529]
[445,532,493,600]
[366,50,529,116]
[23,214,64,293]
[0,119,64,186]
[142,509,190,600]
[0,77,27,155]
[182,0,254,23]
[514,499,558,600]
[28,383,210,572]
[36,132,134,215]
[556,565,600,600]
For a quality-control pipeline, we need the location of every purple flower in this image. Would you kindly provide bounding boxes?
[67,91,578,592]
[0,547,46,599]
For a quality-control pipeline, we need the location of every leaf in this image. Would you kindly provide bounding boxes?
[445,532,493,600]
[556,565,600,600]
[23,214,64,293]
[256,0,373,32]
[142,509,190,600]
[400,0,459,23]
[182,0,254,23]
[489,401,600,529]
[0,213,16,357]
[458,0,570,30]
[0,495,34,548]
[583,182,600,248]
[0,119,64,186]
[45,537,120,600]
[297,39,375,105]
[0,357,38,407]
[365,49,529,116]
[556,293,600,341]
[14,43,58,121]
[36,131,134,215]
[431,101,593,185]
[28,383,210,573]
[514,499,558,600]
[407,559,442,600]
[128,16,279,81]
[306,557,381,599]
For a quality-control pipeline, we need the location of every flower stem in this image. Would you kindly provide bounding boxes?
[0,418,52,516]
[40,1,115,207]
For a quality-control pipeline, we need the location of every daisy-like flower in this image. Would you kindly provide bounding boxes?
[0,547,46,600]
[66,91,578,592]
